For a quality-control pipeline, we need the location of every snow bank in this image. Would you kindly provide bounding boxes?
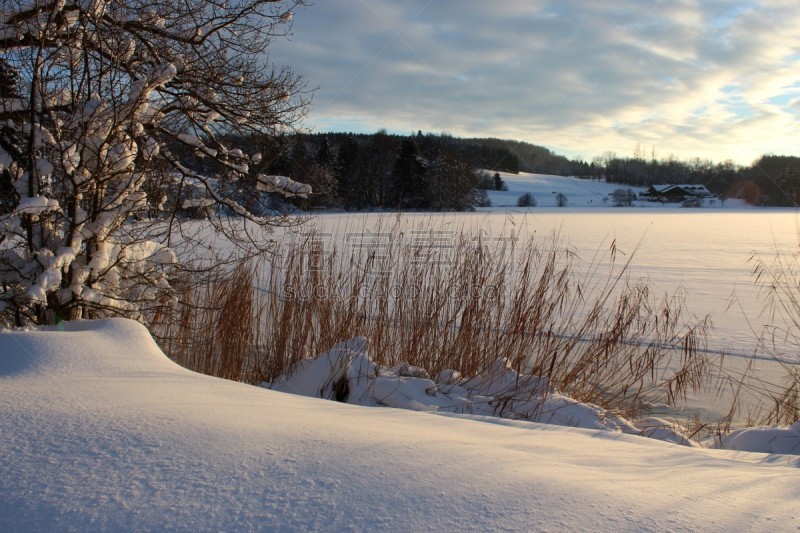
[274,338,800,456]
[1,319,799,531]
[271,338,800,452]
[717,422,800,455]
[271,337,642,433]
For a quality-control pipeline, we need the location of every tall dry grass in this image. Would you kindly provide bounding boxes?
[734,246,800,426]
[681,242,800,434]
[148,262,267,383]
[148,220,720,420]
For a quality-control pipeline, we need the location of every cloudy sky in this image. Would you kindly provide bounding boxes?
[271,0,800,165]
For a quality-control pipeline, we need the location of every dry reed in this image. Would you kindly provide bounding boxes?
[148,262,266,383]
[735,246,800,426]
[148,219,723,421]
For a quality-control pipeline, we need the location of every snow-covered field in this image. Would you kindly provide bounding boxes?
[487,171,639,208]
[2,319,799,531]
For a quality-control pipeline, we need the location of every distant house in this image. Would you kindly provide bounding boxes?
[641,184,715,203]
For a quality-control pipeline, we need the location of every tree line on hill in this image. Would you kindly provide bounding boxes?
[172,130,593,212]
[170,127,800,210]
[180,131,506,211]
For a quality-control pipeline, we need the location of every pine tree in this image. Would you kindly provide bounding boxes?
[426,151,484,211]
[334,136,363,209]
[390,138,427,209]
[364,131,400,207]
[0,58,19,99]
[0,59,21,215]
[316,137,334,169]
[493,172,504,191]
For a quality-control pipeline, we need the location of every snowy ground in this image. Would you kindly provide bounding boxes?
[2,319,799,531]
[487,171,634,208]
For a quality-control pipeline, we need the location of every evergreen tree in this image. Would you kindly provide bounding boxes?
[364,130,400,207]
[0,58,21,215]
[316,137,334,169]
[270,142,295,177]
[334,136,363,209]
[493,172,504,191]
[426,151,484,211]
[390,138,427,209]
[284,137,336,209]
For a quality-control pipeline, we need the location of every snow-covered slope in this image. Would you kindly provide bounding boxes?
[486,172,629,208]
[1,319,799,531]
[484,172,748,209]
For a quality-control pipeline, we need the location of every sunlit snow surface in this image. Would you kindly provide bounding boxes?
[1,319,799,531]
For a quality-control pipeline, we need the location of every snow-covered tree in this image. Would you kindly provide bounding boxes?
[0,0,311,325]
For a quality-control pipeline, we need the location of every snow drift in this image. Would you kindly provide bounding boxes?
[1,319,799,531]
[271,337,656,436]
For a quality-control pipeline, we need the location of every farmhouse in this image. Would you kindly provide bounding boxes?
[641,184,715,203]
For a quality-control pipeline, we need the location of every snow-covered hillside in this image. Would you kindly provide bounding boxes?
[484,172,748,209]
[486,172,628,208]
[1,319,799,531]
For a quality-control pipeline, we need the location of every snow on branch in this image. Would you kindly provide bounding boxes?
[256,174,311,198]
[14,196,60,216]
[0,0,311,326]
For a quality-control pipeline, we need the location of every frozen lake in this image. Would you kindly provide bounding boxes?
[291,172,797,360]
[494,208,800,359]
[302,208,800,359]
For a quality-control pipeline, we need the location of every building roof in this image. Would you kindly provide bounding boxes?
[648,184,712,196]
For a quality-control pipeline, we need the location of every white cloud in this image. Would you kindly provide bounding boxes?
[273,0,800,164]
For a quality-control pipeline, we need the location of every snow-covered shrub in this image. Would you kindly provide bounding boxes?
[0,0,310,325]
